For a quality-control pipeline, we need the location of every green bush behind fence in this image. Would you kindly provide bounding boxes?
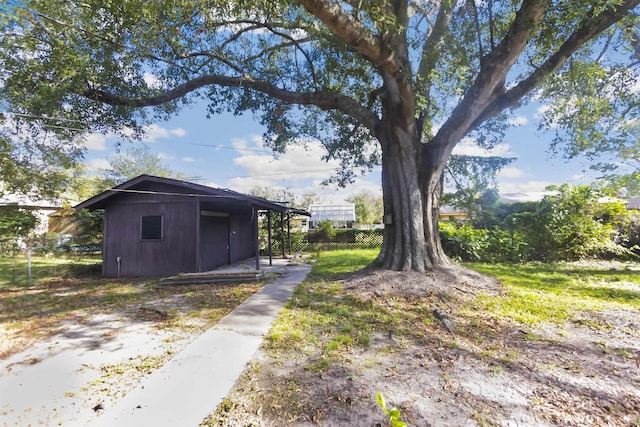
[272,228,384,253]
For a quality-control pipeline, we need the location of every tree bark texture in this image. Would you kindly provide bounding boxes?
[374,72,450,271]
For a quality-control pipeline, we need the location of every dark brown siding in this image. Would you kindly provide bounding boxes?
[229,211,255,262]
[199,214,230,271]
[103,200,197,277]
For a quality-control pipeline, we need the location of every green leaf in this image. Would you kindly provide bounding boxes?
[375,392,389,416]
[389,408,401,418]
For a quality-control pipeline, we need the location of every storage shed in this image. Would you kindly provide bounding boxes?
[75,174,306,277]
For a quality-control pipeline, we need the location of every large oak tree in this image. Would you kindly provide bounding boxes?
[2,0,640,270]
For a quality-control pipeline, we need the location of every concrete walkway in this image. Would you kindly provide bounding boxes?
[92,262,311,427]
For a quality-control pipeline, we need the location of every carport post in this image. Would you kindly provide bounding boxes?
[287,213,291,254]
[280,212,285,258]
[254,208,259,271]
[267,210,272,266]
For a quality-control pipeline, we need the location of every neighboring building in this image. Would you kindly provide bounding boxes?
[288,216,309,231]
[628,196,640,210]
[75,175,307,277]
[439,205,469,222]
[0,193,63,235]
[308,204,356,229]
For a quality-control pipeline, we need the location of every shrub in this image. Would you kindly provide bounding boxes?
[308,220,336,243]
[439,222,529,262]
[506,185,632,261]
[439,222,487,261]
[619,212,640,255]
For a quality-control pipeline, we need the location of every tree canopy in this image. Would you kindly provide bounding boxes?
[347,190,383,225]
[99,143,183,188]
[0,113,82,200]
[443,155,515,227]
[2,0,640,270]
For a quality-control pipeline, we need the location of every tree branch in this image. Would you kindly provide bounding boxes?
[415,1,454,134]
[429,0,550,154]
[469,0,640,130]
[488,0,496,50]
[260,26,319,89]
[80,75,379,133]
[298,0,401,75]
[468,0,485,58]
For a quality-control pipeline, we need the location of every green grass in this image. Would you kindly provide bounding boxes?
[268,253,640,361]
[306,248,378,281]
[466,261,640,324]
[208,252,640,425]
[0,254,102,288]
[265,249,435,363]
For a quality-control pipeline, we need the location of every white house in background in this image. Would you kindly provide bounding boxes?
[308,204,356,229]
[0,192,64,235]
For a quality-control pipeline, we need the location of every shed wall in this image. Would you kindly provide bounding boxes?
[103,200,197,277]
[229,211,256,263]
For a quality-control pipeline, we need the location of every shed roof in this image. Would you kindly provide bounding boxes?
[75,174,310,215]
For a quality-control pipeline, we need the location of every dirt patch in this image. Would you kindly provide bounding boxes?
[344,264,503,297]
[207,266,640,426]
[0,279,262,426]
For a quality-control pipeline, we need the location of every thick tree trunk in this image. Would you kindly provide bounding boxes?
[371,39,456,272]
[375,119,428,271]
[422,144,452,268]
[374,105,450,271]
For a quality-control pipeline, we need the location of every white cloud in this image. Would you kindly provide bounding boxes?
[83,134,107,151]
[452,137,515,157]
[171,128,186,137]
[182,157,195,162]
[309,177,382,205]
[223,137,383,205]
[231,137,248,151]
[139,124,187,142]
[507,115,528,126]
[498,179,556,202]
[499,179,554,194]
[202,180,226,189]
[498,167,525,179]
[110,124,186,143]
[226,174,382,207]
[226,176,282,195]
[231,140,341,182]
[143,72,163,89]
[229,135,269,153]
[87,158,111,170]
[571,174,586,181]
[157,152,174,160]
[630,75,640,94]
[536,104,550,118]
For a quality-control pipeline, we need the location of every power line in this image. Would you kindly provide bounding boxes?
[2,112,88,124]
[223,167,339,179]
[3,113,281,154]
[189,142,272,154]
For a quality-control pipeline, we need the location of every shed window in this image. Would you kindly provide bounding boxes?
[141,215,163,240]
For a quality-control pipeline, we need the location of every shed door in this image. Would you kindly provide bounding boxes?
[199,214,230,271]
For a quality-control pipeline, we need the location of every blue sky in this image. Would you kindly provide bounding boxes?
[81,99,597,205]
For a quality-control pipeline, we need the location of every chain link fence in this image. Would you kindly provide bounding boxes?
[0,234,102,286]
[272,229,384,254]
